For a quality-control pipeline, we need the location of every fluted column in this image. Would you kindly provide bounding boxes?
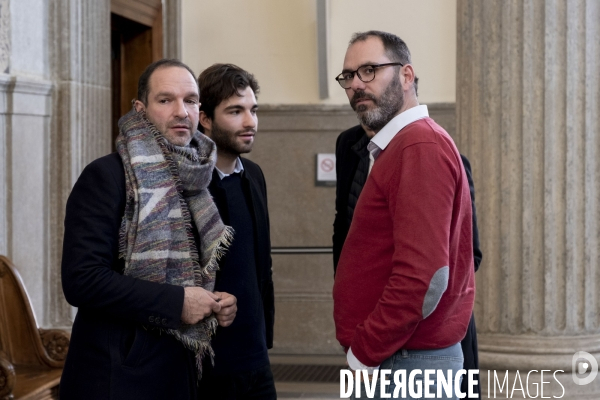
[48,0,111,327]
[456,0,600,398]
[163,0,181,59]
[0,0,8,257]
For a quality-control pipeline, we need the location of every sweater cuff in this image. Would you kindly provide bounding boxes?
[347,347,380,373]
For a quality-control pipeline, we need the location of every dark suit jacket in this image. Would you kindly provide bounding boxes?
[60,153,199,400]
[332,124,482,393]
[208,158,274,348]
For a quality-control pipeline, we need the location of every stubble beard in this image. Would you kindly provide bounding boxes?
[148,114,194,147]
[210,120,255,158]
[352,73,404,133]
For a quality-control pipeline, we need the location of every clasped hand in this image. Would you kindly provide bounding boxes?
[181,287,237,327]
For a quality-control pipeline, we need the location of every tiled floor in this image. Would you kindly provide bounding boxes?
[271,354,345,399]
[276,382,341,399]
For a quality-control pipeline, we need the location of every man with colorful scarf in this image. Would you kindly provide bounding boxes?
[60,59,237,400]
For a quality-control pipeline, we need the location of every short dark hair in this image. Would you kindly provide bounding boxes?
[349,30,419,96]
[137,59,197,105]
[197,63,260,123]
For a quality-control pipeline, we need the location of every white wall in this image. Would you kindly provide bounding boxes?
[182,0,456,105]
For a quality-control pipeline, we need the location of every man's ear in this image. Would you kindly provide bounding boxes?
[199,111,213,136]
[134,100,145,112]
[400,64,415,91]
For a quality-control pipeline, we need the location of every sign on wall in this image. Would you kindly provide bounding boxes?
[316,153,336,186]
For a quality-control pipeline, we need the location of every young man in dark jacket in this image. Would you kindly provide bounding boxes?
[197,63,275,400]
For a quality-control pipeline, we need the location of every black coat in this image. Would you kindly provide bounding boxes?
[60,152,199,400]
[332,125,482,394]
[207,158,275,349]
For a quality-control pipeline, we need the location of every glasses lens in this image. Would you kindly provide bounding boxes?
[336,73,353,88]
[357,66,376,83]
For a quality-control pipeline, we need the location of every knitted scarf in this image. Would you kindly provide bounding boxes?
[116,109,233,377]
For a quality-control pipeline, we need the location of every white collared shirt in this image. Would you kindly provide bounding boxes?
[215,157,244,180]
[348,104,429,372]
[367,104,429,174]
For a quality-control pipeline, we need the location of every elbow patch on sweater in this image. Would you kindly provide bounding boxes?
[422,266,449,319]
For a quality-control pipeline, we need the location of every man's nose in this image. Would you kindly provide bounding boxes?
[174,99,188,118]
[349,73,366,92]
[243,110,257,129]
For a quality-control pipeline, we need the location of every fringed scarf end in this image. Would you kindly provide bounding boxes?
[200,226,235,277]
[169,317,218,380]
[117,216,128,260]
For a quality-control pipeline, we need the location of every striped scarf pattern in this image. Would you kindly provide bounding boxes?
[116,109,233,376]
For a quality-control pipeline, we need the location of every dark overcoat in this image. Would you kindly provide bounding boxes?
[60,152,199,400]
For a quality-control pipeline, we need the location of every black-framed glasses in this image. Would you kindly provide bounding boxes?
[335,62,404,89]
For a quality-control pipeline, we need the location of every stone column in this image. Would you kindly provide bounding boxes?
[163,0,181,59]
[0,0,8,257]
[48,0,111,327]
[456,0,600,398]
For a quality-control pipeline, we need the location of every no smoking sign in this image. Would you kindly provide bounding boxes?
[316,153,336,186]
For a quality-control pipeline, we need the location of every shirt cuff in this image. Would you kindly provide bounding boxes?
[347,347,380,374]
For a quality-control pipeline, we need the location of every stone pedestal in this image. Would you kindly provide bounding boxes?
[456,1,600,398]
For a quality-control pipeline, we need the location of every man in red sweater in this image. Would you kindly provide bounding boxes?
[332,31,475,398]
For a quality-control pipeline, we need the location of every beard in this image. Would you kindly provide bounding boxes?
[150,115,195,147]
[209,119,255,157]
[350,73,404,132]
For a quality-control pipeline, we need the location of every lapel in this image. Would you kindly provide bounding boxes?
[240,159,267,282]
[239,159,264,239]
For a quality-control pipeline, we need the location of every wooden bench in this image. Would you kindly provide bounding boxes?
[0,255,70,400]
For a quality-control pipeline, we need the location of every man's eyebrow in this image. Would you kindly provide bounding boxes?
[153,91,199,99]
[154,91,175,98]
[223,104,257,111]
[341,62,378,73]
[223,105,243,111]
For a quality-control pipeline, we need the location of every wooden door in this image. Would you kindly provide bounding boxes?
[111,0,163,148]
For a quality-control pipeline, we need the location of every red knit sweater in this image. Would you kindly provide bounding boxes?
[333,117,475,367]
